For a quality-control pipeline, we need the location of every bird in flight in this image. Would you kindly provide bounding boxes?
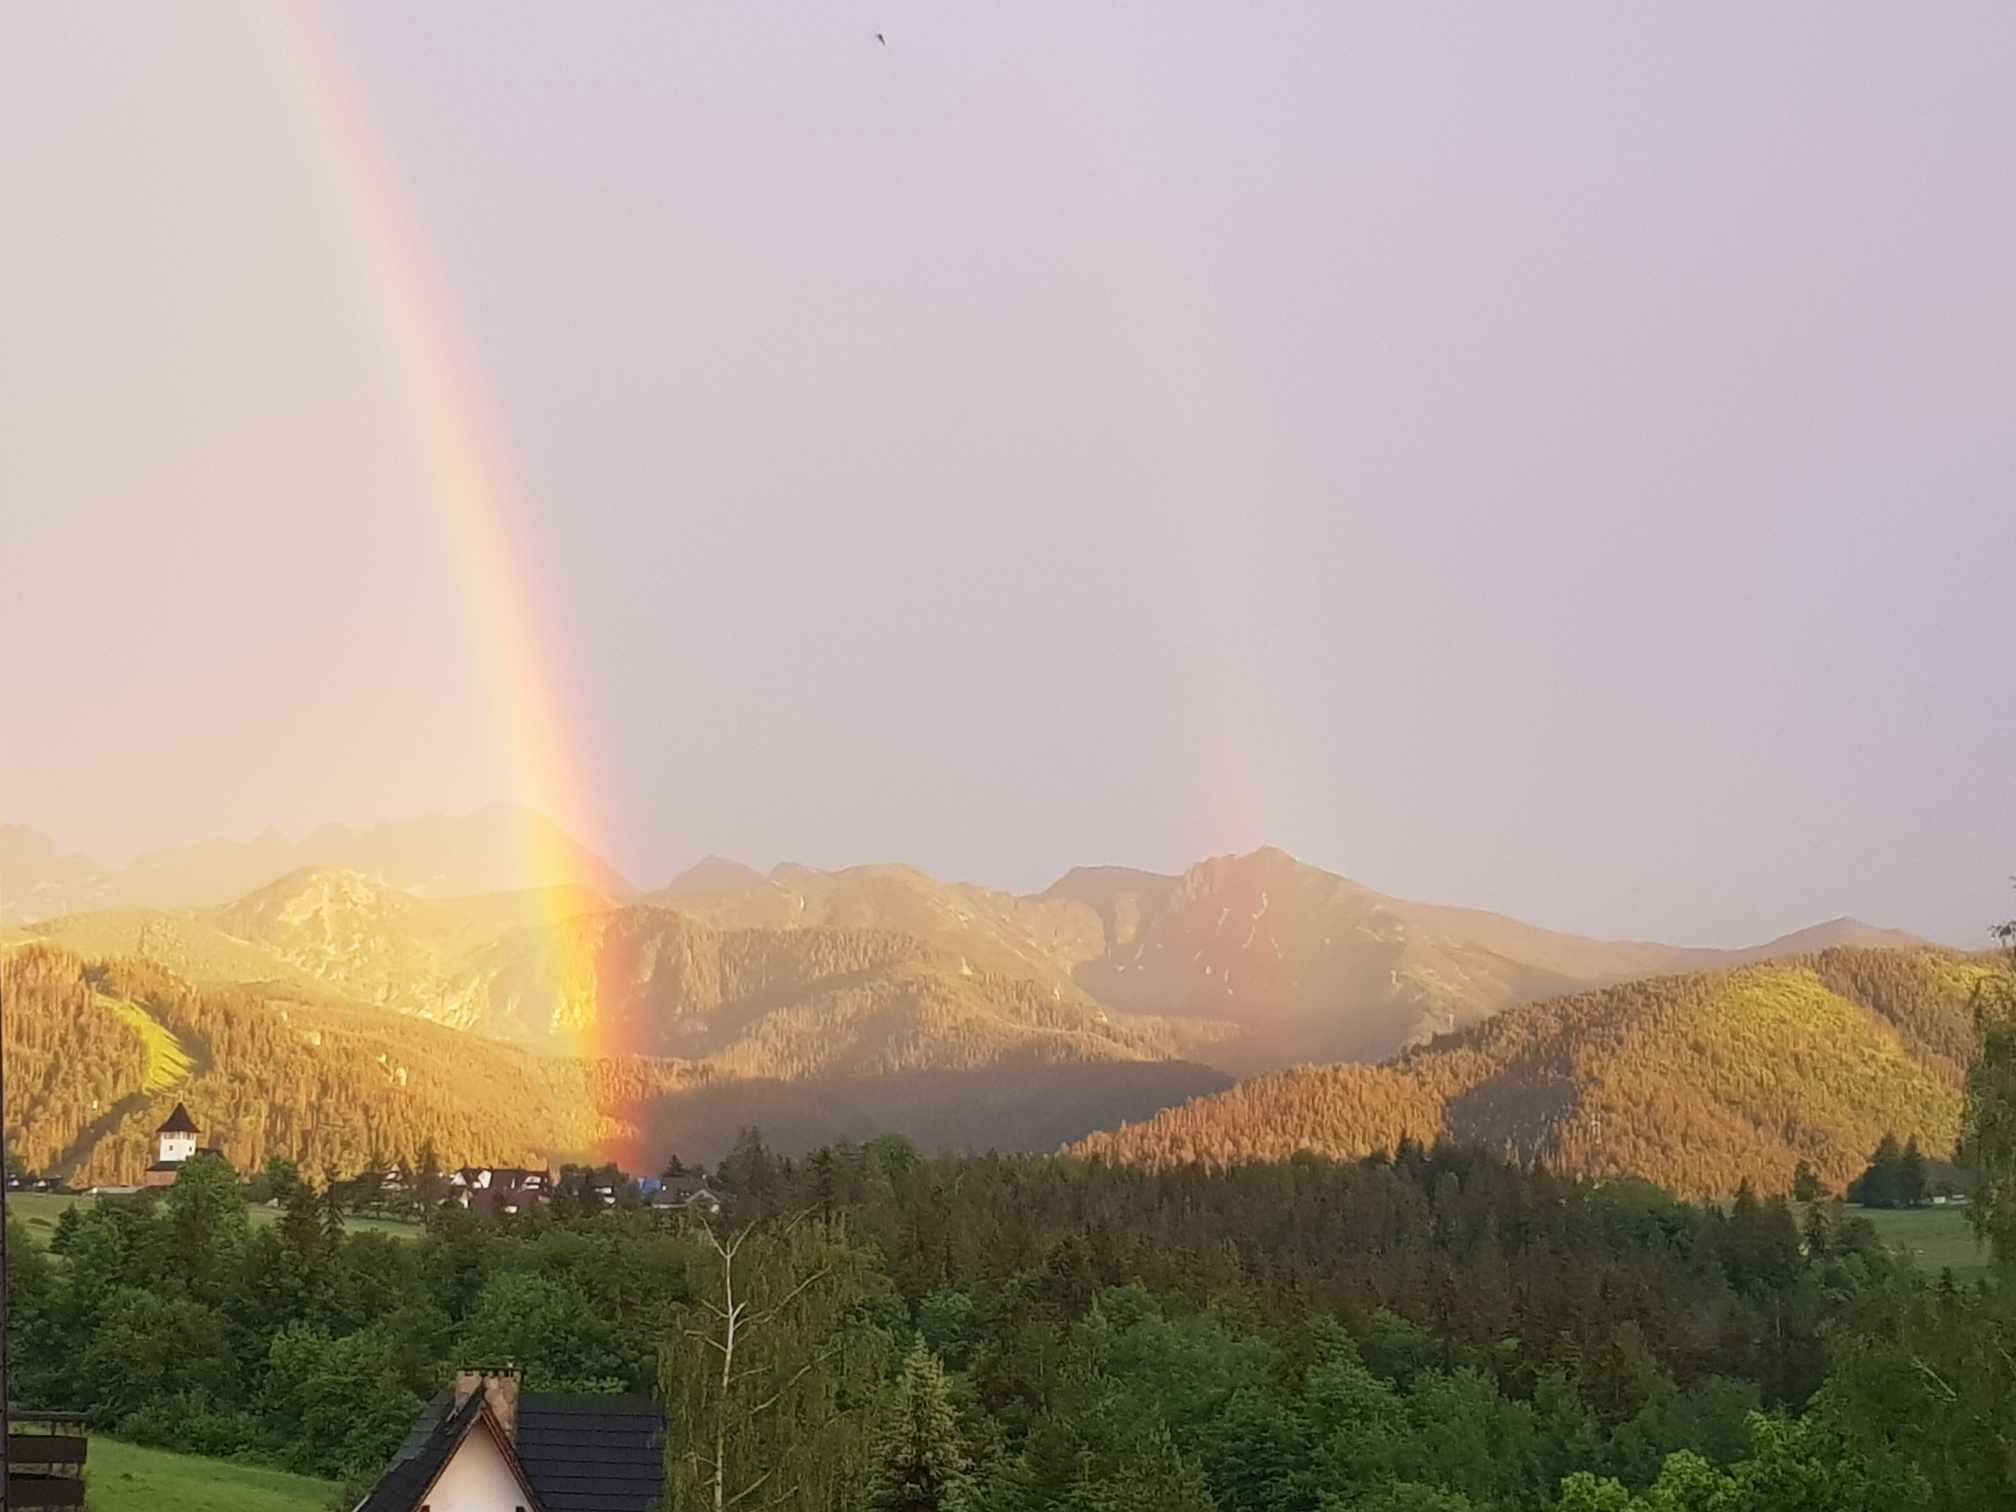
[875,31,886,45]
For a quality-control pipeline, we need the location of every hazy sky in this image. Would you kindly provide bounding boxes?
[5,3,2012,946]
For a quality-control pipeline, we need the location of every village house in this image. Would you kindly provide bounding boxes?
[353,1367,663,1512]
[448,1166,554,1217]
[140,1103,222,1188]
[646,1174,721,1217]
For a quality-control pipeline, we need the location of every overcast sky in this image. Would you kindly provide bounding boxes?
[4,2,2012,946]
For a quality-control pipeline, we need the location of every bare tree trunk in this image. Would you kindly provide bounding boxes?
[714,1228,734,1512]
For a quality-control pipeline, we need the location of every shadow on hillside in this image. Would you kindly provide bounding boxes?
[602,1060,1234,1167]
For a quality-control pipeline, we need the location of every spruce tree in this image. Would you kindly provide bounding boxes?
[1851,1134,1904,1208]
[871,1338,971,1512]
[1898,1136,1927,1207]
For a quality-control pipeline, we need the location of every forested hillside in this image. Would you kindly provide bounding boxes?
[0,944,1226,1182]
[1074,947,2009,1197]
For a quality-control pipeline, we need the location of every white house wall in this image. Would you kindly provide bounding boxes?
[422,1422,529,1512]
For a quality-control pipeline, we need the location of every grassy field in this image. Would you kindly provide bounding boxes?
[84,1438,336,1512]
[1852,1202,1990,1281]
[6,1191,421,1245]
[101,991,194,1093]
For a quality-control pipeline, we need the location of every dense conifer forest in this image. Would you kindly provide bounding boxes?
[9,1128,2013,1510]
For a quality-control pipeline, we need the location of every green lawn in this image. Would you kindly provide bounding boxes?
[6,1191,420,1246]
[1851,1202,1990,1282]
[9,1191,78,1246]
[84,1438,335,1512]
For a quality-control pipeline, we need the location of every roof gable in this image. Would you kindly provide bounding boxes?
[355,1390,544,1512]
[156,1102,200,1134]
[356,1384,664,1512]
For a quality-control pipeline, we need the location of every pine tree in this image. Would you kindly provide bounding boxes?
[319,1169,347,1245]
[1850,1134,1904,1208]
[870,1338,972,1512]
[1898,1136,1927,1207]
[1069,1424,1216,1512]
[1800,1202,1831,1261]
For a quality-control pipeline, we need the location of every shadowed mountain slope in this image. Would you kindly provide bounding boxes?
[1071,946,2007,1198]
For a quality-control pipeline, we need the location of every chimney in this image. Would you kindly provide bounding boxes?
[452,1366,522,1443]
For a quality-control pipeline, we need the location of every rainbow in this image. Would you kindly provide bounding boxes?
[270,5,636,1153]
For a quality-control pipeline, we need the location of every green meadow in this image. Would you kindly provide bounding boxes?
[7,1190,421,1246]
[101,991,194,1093]
[84,1437,335,1512]
[1852,1202,1990,1282]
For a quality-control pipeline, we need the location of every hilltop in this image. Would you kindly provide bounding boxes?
[1071,945,2008,1198]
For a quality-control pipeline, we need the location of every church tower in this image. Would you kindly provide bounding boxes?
[151,1104,200,1177]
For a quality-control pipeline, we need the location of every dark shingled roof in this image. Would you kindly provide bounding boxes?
[355,1390,488,1512]
[356,1384,664,1512]
[517,1393,663,1512]
[156,1103,199,1135]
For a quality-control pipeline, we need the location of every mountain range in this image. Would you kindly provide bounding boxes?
[0,809,1959,1189]
[7,830,1920,1075]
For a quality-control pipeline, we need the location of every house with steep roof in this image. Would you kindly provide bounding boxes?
[647,1175,721,1217]
[354,1368,664,1512]
[140,1104,222,1188]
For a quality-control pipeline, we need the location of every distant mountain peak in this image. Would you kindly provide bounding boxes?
[1041,864,1179,900]
[661,856,769,896]
[1728,916,1924,961]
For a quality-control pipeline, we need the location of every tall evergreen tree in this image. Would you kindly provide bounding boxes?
[871,1338,971,1512]
[1898,1136,1928,1207]
[1850,1134,1904,1208]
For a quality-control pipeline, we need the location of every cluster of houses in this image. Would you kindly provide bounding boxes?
[89,1105,724,1224]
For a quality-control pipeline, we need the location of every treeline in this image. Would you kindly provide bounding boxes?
[10,1139,2011,1508]
[1075,948,2006,1198]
